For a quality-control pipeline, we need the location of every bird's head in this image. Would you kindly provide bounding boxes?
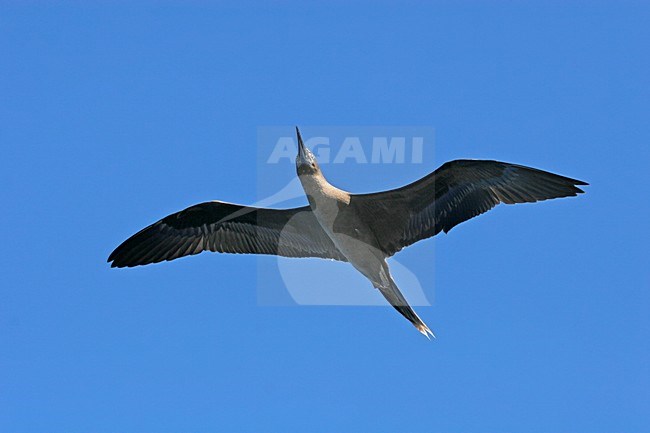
[295,127,322,177]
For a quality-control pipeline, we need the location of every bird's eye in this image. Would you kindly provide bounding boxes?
[311,163,316,168]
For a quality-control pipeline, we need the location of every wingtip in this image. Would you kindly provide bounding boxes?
[107,250,118,267]
[573,179,588,194]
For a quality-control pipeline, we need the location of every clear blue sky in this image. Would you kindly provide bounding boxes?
[1,2,649,432]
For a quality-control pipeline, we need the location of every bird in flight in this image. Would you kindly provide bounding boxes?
[108,127,587,337]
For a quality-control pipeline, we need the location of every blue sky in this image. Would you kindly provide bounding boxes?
[1,2,649,432]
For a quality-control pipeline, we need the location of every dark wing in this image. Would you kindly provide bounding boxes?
[108,201,346,268]
[351,159,588,256]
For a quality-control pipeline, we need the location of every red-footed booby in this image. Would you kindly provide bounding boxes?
[108,127,587,337]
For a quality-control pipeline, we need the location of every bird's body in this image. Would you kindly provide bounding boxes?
[109,127,587,337]
[296,148,433,336]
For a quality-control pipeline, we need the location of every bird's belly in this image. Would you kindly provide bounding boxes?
[311,199,387,283]
[331,232,389,286]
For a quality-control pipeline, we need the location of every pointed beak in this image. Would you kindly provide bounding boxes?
[296,126,306,158]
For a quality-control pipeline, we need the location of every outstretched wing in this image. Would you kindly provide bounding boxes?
[352,159,588,256]
[108,201,346,268]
